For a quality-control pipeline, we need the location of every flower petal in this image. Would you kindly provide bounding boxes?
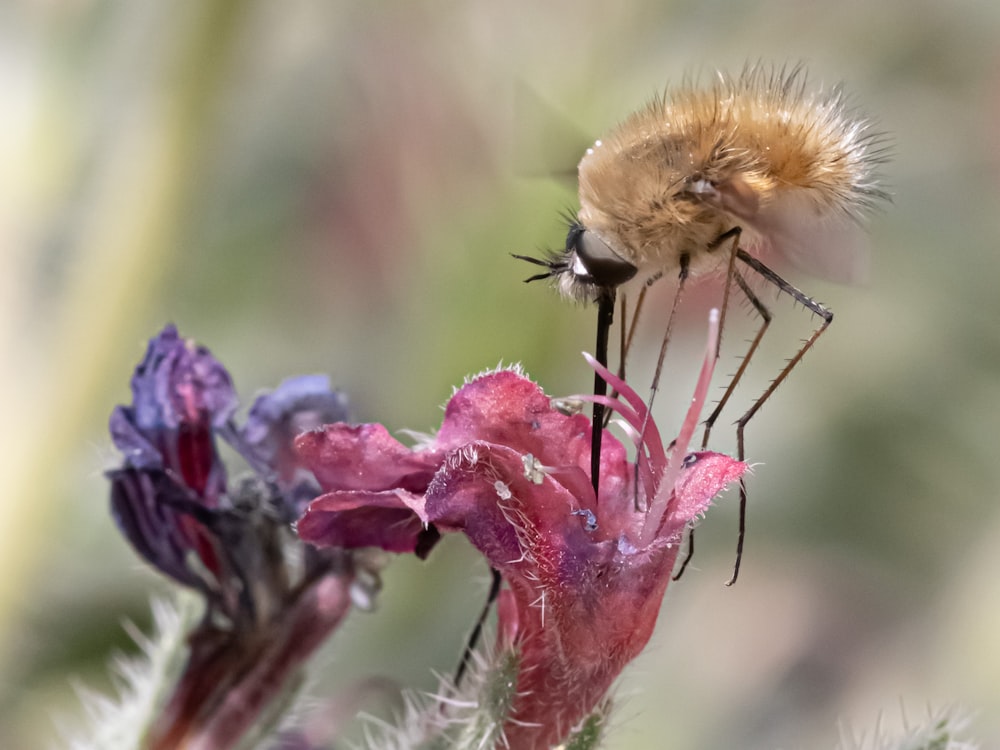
[657,451,746,538]
[426,441,614,593]
[108,467,221,589]
[296,423,444,494]
[296,489,435,554]
[111,325,235,501]
[243,375,350,477]
[438,371,594,474]
[130,324,238,432]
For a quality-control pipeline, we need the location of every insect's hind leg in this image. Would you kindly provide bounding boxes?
[725,249,834,586]
[452,567,503,688]
[671,227,742,581]
[674,269,771,581]
[731,249,834,425]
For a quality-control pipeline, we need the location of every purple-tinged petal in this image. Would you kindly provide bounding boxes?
[130,324,238,432]
[107,325,373,750]
[108,406,162,470]
[242,375,350,478]
[111,325,235,501]
[108,467,221,590]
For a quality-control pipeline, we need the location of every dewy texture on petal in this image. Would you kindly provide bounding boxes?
[296,361,746,750]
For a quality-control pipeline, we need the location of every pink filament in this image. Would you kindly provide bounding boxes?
[578,355,667,503]
[640,308,720,546]
[579,308,721,548]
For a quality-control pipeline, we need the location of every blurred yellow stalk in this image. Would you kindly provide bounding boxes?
[0,0,244,668]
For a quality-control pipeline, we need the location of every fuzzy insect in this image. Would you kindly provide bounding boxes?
[517,63,889,583]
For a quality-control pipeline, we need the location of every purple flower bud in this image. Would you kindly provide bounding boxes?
[108,467,216,591]
[130,324,238,431]
[241,375,350,512]
[110,324,235,502]
[106,325,370,750]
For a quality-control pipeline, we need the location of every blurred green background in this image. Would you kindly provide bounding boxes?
[2,1,998,747]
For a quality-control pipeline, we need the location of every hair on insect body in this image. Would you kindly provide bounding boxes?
[516,63,889,584]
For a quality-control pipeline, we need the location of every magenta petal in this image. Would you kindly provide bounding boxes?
[437,371,593,472]
[297,490,429,553]
[441,371,644,520]
[660,451,746,536]
[425,442,604,584]
[296,423,444,494]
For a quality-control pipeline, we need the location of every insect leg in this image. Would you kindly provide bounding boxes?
[725,249,833,586]
[452,567,503,688]
[672,228,743,581]
[671,527,695,580]
[674,274,759,582]
[646,254,690,417]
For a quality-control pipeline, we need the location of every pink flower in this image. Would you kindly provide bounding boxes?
[297,311,746,749]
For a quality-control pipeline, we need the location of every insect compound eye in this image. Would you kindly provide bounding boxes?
[565,225,638,290]
[682,452,700,467]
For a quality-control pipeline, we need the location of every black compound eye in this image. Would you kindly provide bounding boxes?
[566,225,638,289]
[682,452,699,467]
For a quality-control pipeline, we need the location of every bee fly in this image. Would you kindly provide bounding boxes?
[517,63,889,583]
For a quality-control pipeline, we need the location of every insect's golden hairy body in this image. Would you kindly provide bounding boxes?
[576,66,887,287]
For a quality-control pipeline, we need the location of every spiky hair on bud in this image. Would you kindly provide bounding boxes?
[58,595,198,750]
[836,706,978,750]
[356,638,520,750]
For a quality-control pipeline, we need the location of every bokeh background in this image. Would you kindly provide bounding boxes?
[2,1,999,748]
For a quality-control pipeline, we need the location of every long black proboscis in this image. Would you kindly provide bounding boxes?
[591,290,615,498]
